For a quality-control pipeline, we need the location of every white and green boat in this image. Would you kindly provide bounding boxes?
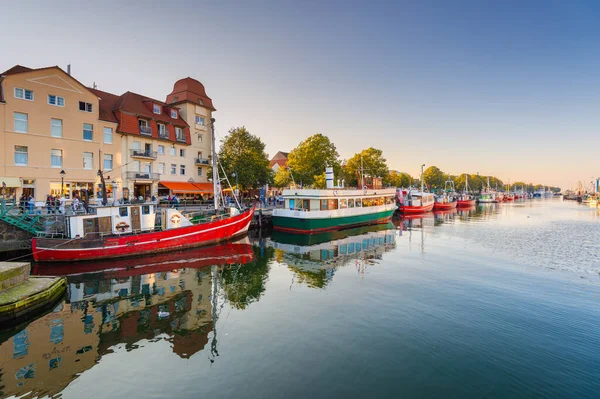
[272,168,397,233]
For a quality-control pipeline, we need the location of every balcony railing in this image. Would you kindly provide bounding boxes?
[195,158,210,165]
[139,125,152,135]
[130,149,157,159]
[126,171,160,181]
[158,130,169,139]
[176,134,186,142]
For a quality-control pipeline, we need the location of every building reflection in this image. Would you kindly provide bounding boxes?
[267,223,398,288]
[0,240,255,398]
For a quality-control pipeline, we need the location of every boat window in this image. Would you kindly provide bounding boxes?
[356,199,362,207]
[348,199,355,208]
[320,199,328,211]
[362,198,375,207]
[327,199,338,210]
[303,199,310,211]
[339,199,347,209]
[119,207,128,217]
[142,205,151,215]
[385,196,394,205]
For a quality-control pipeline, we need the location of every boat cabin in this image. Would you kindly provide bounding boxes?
[281,189,396,212]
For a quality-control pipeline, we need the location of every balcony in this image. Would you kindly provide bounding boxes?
[176,135,186,142]
[195,158,210,165]
[126,171,160,181]
[130,149,157,159]
[158,131,169,139]
[139,125,152,136]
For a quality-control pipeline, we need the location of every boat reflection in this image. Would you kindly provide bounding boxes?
[268,223,397,288]
[0,239,257,399]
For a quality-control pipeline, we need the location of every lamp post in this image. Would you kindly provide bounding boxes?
[232,171,239,203]
[60,170,66,197]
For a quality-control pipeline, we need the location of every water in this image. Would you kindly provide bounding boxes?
[1,199,600,398]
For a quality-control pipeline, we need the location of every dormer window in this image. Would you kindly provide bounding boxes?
[170,109,177,119]
[153,104,161,114]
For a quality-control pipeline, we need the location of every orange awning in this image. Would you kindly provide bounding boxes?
[160,181,214,193]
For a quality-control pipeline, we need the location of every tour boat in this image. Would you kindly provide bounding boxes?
[478,177,499,203]
[32,119,256,262]
[272,167,397,233]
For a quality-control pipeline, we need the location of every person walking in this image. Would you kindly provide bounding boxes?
[46,195,52,214]
[27,195,35,214]
[54,196,60,214]
[59,195,66,214]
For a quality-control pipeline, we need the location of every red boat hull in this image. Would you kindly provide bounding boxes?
[457,199,476,207]
[398,202,434,214]
[32,207,255,262]
[433,201,458,211]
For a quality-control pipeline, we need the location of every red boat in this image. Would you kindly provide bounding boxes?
[397,191,435,214]
[433,197,457,211]
[32,204,255,262]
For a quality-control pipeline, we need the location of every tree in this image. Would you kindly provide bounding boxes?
[218,127,271,190]
[287,134,340,187]
[343,147,389,187]
[423,166,446,190]
[385,170,413,188]
[273,168,291,188]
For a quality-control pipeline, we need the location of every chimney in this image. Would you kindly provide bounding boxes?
[67,64,71,75]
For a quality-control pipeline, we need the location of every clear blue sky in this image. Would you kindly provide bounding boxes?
[3,0,599,189]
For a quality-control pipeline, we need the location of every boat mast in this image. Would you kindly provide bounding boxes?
[211,118,220,211]
[421,164,425,192]
[361,156,365,189]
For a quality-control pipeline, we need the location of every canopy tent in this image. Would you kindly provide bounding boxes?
[159,181,214,194]
[0,177,22,187]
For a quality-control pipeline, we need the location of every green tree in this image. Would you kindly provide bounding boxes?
[385,170,413,188]
[287,134,340,187]
[273,168,291,188]
[343,148,389,187]
[218,127,271,190]
[423,166,446,190]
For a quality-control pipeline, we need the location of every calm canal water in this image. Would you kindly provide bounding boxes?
[1,199,600,398]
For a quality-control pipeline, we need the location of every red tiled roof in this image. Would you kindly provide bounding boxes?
[117,91,189,127]
[269,159,288,168]
[166,77,216,111]
[1,65,34,75]
[89,88,120,123]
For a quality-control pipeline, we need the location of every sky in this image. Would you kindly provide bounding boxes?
[2,0,599,189]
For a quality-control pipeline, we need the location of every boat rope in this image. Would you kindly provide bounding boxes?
[3,237,80,263]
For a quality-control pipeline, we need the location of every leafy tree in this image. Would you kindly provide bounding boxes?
[343,147,389,187]
[287,134,340,187]
[273,168,292,188]
[423,166,446,190]
[218,127,271,190]
[385,170,413,188]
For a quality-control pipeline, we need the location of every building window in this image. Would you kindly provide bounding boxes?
[180,149,185,157]
[132,160,140,172]
[169,147,176,157]
[144,162,151,173]
[170,110,177,119]
[14,146,28,166]
[48,95,65,107]
[83,123,93,141]
[83,152,93,170]
[197,132,203,142]
[180,165,186,175]
[51,149,63,168]
[51,118,63,138]
[159,162,165,174]
[79,101,93,112]
[195,116,205,126]
[104,127,113,144]
[197,167,202,176]
[14,88,34,101]
[175,127,185,141]
[170,164,177,175]
[158,123,167,138]
[158,145,165,155]
[153,104,161,114]
[104,154,113,170]
[14,112,28,133]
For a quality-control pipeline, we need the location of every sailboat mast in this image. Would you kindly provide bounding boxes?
[211,118,220,211]
[421,164,425,192]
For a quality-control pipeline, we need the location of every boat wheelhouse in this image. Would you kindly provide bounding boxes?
[272,188,397,233]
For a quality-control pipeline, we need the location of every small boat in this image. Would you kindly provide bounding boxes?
[272,167,397,233]
[456,174,477,207]
[397,164,435,214]
[478,177,499,203]
[433,179,458,210]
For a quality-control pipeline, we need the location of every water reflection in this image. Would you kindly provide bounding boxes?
[267,223,398,288]
[0,240,256,399]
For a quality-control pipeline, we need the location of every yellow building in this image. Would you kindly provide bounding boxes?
[0,65,121,202]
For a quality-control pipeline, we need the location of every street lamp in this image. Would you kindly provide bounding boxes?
[60,170,66,197]
[231,171,239,202]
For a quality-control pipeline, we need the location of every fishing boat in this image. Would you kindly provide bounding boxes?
[397,164,435,214]
[456,174,476,207]
[433,179,458,211]
[32,119,256,262]
[477,177,499,203]
[272,167,397,233]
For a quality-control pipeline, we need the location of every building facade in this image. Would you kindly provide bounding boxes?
[0,65,216,202]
